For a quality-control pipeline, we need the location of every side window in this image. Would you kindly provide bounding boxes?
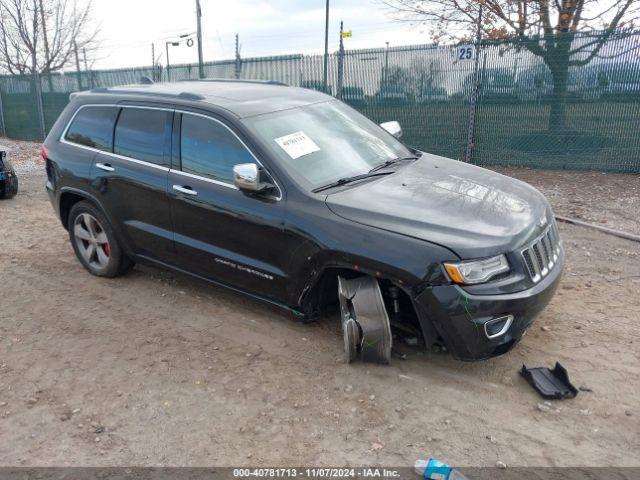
[65,106,119,152]
[180,114,255,183]
[114,108,170,165]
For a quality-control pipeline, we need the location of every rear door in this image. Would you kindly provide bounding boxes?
[90,105,174,260]
[168,111,289,301]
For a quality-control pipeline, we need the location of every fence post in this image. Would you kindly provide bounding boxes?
[337,21,345,99]
[33,70,47,141]
[235,33,241,79]
[464,4,483,163]
[0,88,6,137]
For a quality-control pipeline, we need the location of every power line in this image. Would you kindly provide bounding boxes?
[96,32,197,50]
[233,20,395,41]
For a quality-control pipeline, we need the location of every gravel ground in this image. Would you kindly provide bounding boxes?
[0,140,639,467]
[492,166,640,237]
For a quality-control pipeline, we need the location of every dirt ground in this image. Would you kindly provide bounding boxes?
[0,140,639,467]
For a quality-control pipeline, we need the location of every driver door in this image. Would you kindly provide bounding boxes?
[168,112,289,302]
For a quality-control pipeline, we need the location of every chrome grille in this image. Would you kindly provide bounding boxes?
[521,222,561,283]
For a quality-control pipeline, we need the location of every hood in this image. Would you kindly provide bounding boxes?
[325,153,551,259]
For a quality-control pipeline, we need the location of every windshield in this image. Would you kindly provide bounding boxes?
[243,101,412,190]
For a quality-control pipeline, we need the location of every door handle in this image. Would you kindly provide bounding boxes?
[96,162,115,172]
[173,185,198,196]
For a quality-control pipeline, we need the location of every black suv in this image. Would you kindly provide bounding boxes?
[44,80,563,362]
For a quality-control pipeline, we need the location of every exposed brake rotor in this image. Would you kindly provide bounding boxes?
[338,276,392,364]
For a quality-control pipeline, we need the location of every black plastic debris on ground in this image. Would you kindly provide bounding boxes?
[520,362,578,400]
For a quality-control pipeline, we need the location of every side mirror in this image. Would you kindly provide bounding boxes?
[380,121,402,139]
[233,163,273,193]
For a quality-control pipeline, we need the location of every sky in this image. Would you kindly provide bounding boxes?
[89,0,432,70]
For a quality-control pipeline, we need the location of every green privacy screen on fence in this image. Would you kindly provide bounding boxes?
[0,30,639,173]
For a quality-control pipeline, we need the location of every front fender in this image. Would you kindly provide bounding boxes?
[284,217,457,309]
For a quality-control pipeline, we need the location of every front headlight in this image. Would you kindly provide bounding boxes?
[444,254,510,285]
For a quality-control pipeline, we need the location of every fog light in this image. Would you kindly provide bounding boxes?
[484,315,514,339]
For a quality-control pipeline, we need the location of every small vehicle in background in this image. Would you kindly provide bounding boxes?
[375,84,408,104]
[461,68,518,103]
[516,65,554,102]
[566,65,608,101]
[601,63,640,101]
[416,85,448,104]
[0,145,18,199]
[341,86,366,107]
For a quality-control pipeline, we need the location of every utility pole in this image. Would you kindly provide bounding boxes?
[337,21,345,99]
[196,0,204,79]
[323,0,330,93]
[166,41,179,82]
[166,42,171,82]
[235,34,241,80]
[73,41,83,91]
[464,2,483,164]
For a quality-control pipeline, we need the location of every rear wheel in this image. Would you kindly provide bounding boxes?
[68,201,134,277]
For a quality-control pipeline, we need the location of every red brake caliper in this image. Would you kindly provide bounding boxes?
[103,243,110,257]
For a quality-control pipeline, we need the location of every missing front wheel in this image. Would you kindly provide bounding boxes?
[337,276,392,364]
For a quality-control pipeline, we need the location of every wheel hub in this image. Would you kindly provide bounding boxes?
[73,213,111,270]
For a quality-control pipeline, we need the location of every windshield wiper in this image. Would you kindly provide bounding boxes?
[369,155,420,173]
[312,171,393,193]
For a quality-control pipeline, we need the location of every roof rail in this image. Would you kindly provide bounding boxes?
[85,86,205,101]
[179,78,288,87]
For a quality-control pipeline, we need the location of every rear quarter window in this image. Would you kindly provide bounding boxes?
[64,106,120,152]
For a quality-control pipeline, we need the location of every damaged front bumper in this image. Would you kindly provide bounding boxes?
[413,249,564,361]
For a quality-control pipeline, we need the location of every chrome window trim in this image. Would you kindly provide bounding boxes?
[59,140,171,173]
[60,104,171,172]
[170,168,238,190]
[60,103,283,200]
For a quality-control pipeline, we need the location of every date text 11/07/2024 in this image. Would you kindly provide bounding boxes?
[232,468,403,478]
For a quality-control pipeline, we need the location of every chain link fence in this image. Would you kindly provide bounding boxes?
[0,30,639,172]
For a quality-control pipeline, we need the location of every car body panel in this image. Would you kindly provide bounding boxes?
[168,169,290,301]
[104,81,333,118]
[416,248,563,360]
[90,150,175,259]
[325,153,549,259]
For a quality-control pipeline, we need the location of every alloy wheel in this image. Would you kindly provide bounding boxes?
[73,212,111,271]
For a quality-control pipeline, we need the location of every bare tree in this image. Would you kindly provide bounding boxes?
[381,0,639,129]
[0,0,96,76]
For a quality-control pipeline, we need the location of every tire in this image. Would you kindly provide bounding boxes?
[0,175,18,199]
[68,201,134,278]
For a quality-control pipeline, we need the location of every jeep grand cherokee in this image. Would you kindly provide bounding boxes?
[44,79,563,362]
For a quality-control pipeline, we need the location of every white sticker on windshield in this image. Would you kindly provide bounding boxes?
[274,131,320,159]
